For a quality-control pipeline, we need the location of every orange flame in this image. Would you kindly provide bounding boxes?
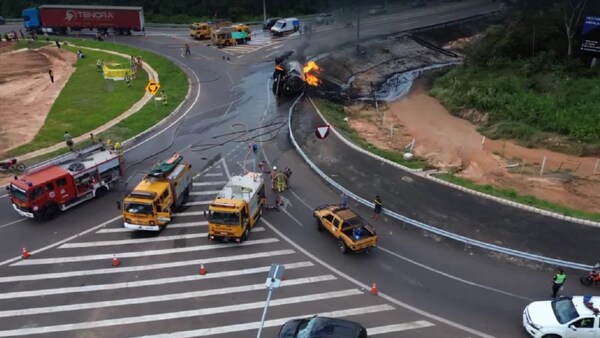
[303,61,321,86]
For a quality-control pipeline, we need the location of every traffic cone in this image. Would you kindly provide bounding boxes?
[370,282,378,296]
[112,255,120,267]
[199,263,207,275]
[21,247,30,259]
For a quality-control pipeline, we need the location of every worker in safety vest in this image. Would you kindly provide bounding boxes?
[552,268,566,298]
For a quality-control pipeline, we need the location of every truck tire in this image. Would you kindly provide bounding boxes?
[241,227,250,242]
[43,204,60,220]
[337,239,348,254]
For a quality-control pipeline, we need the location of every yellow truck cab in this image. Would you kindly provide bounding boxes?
[314,205,378,254]
[121,153,193,231]
[190,20,231,40]
[234,24,252,40]
[211,26,238,46]
[206,172,266,242]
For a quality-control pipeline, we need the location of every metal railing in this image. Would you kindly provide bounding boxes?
[288,93,592,271]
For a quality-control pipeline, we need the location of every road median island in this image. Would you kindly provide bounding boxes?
[0,38,188,184]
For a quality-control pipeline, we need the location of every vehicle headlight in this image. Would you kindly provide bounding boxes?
[525,308,541,330]
[33,206,39,211]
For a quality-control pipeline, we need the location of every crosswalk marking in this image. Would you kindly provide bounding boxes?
[96,221,208,233]
[190,190,220,196]
[134,305,396,338]
[368,322,435,335]
[173,211,208,217]
[0,261,313,300]
[203,173,223,177]
[12,238,279,266]
[193,181,227,186]
[0,289,361,336]
[182,200,211,206]
[0,250,295,282]
[59,227,265,248]
[0,275,336,318]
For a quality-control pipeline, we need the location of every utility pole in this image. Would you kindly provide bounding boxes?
[263,0,267,22]
[355,4,361,53]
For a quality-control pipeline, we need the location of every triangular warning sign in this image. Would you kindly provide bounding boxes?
[315,125,330,140]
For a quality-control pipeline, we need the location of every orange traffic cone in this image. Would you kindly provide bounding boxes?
[199,263,207,275]
[370,282,378,296]
[21,247,30,259]
[112,255,120,267]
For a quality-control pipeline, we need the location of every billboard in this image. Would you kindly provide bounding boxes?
[581,16,600,56]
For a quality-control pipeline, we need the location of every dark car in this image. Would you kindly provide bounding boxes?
[278,315,368,338]
[263,17,281,30]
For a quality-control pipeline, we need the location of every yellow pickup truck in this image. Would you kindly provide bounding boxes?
[313,204,378,254]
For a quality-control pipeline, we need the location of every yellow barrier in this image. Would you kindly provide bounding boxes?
[102,63,135,81]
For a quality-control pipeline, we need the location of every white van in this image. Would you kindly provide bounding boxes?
[271,18,300,36]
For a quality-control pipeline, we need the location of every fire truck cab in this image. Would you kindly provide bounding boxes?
[8,143,123,220]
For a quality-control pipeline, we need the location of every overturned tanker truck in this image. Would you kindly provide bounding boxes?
[272,53,306,97]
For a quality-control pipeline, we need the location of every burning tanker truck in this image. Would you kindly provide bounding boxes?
[272,54,321,97]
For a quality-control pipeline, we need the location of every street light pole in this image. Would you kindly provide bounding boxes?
[263,0,267,23]
[356,4,361,53]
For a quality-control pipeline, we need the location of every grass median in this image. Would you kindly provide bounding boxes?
[7,37,187,158]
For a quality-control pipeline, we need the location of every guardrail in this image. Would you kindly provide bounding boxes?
[288,93,592,272]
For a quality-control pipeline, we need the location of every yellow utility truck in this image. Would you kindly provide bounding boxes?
[121,153,193,231]
[206,172,266,242]
[190,19,231,40]
[314,205,378,254]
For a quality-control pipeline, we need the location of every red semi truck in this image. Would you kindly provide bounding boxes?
[7,143,124,220]
[23,5,144,35]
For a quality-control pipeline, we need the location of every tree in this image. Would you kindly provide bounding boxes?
[557,0,589,58]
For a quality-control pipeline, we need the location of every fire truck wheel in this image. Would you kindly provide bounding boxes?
[43,204,59,220]
[95,187,107,198]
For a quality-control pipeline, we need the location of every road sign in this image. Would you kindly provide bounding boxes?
[265,263,285,289]
[145,80,160,96]
[581,16,600,56]
[315,125,331,140]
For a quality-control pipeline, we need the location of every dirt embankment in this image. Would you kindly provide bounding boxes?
[316,35,600,214]
[0,46,77,156]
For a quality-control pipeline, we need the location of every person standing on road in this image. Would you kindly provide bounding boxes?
[372,195,383,220]
[552,268,567,298]
[270,166,278,191]
[184,43,191,56]
[340,192,349,209]
[48,69,54,83]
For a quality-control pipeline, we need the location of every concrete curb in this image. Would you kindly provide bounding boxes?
[307,96,600,228]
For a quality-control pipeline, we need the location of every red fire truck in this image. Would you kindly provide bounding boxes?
[7,143,123,220]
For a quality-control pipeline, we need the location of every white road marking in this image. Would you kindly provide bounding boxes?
[378,246,533,301]
[0,289,358,336]
[368,322,435,335]
[59,228,265,248]
[0,194,8,199]
[262,218,496,338]
[173,211,207,216]
[203,173,223,177]
[193,181,227,186]
[0,249,295,282]
[0,216,121,267]
[0,218,27,229]
[12,238,279,266]
[96,221,208,233]
[182,200,212,206]
[0,261,313,300]
[190,190,220,195]
[0,275,336,318]
[135,305,395,338]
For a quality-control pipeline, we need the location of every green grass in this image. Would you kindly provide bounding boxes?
[6,37,187,157]
[429,61,600,149]
[312,98,426,170]
[435,173,600,222]
[14,40,52,50]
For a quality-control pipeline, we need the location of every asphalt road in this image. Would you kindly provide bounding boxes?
[3,1,593,337]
